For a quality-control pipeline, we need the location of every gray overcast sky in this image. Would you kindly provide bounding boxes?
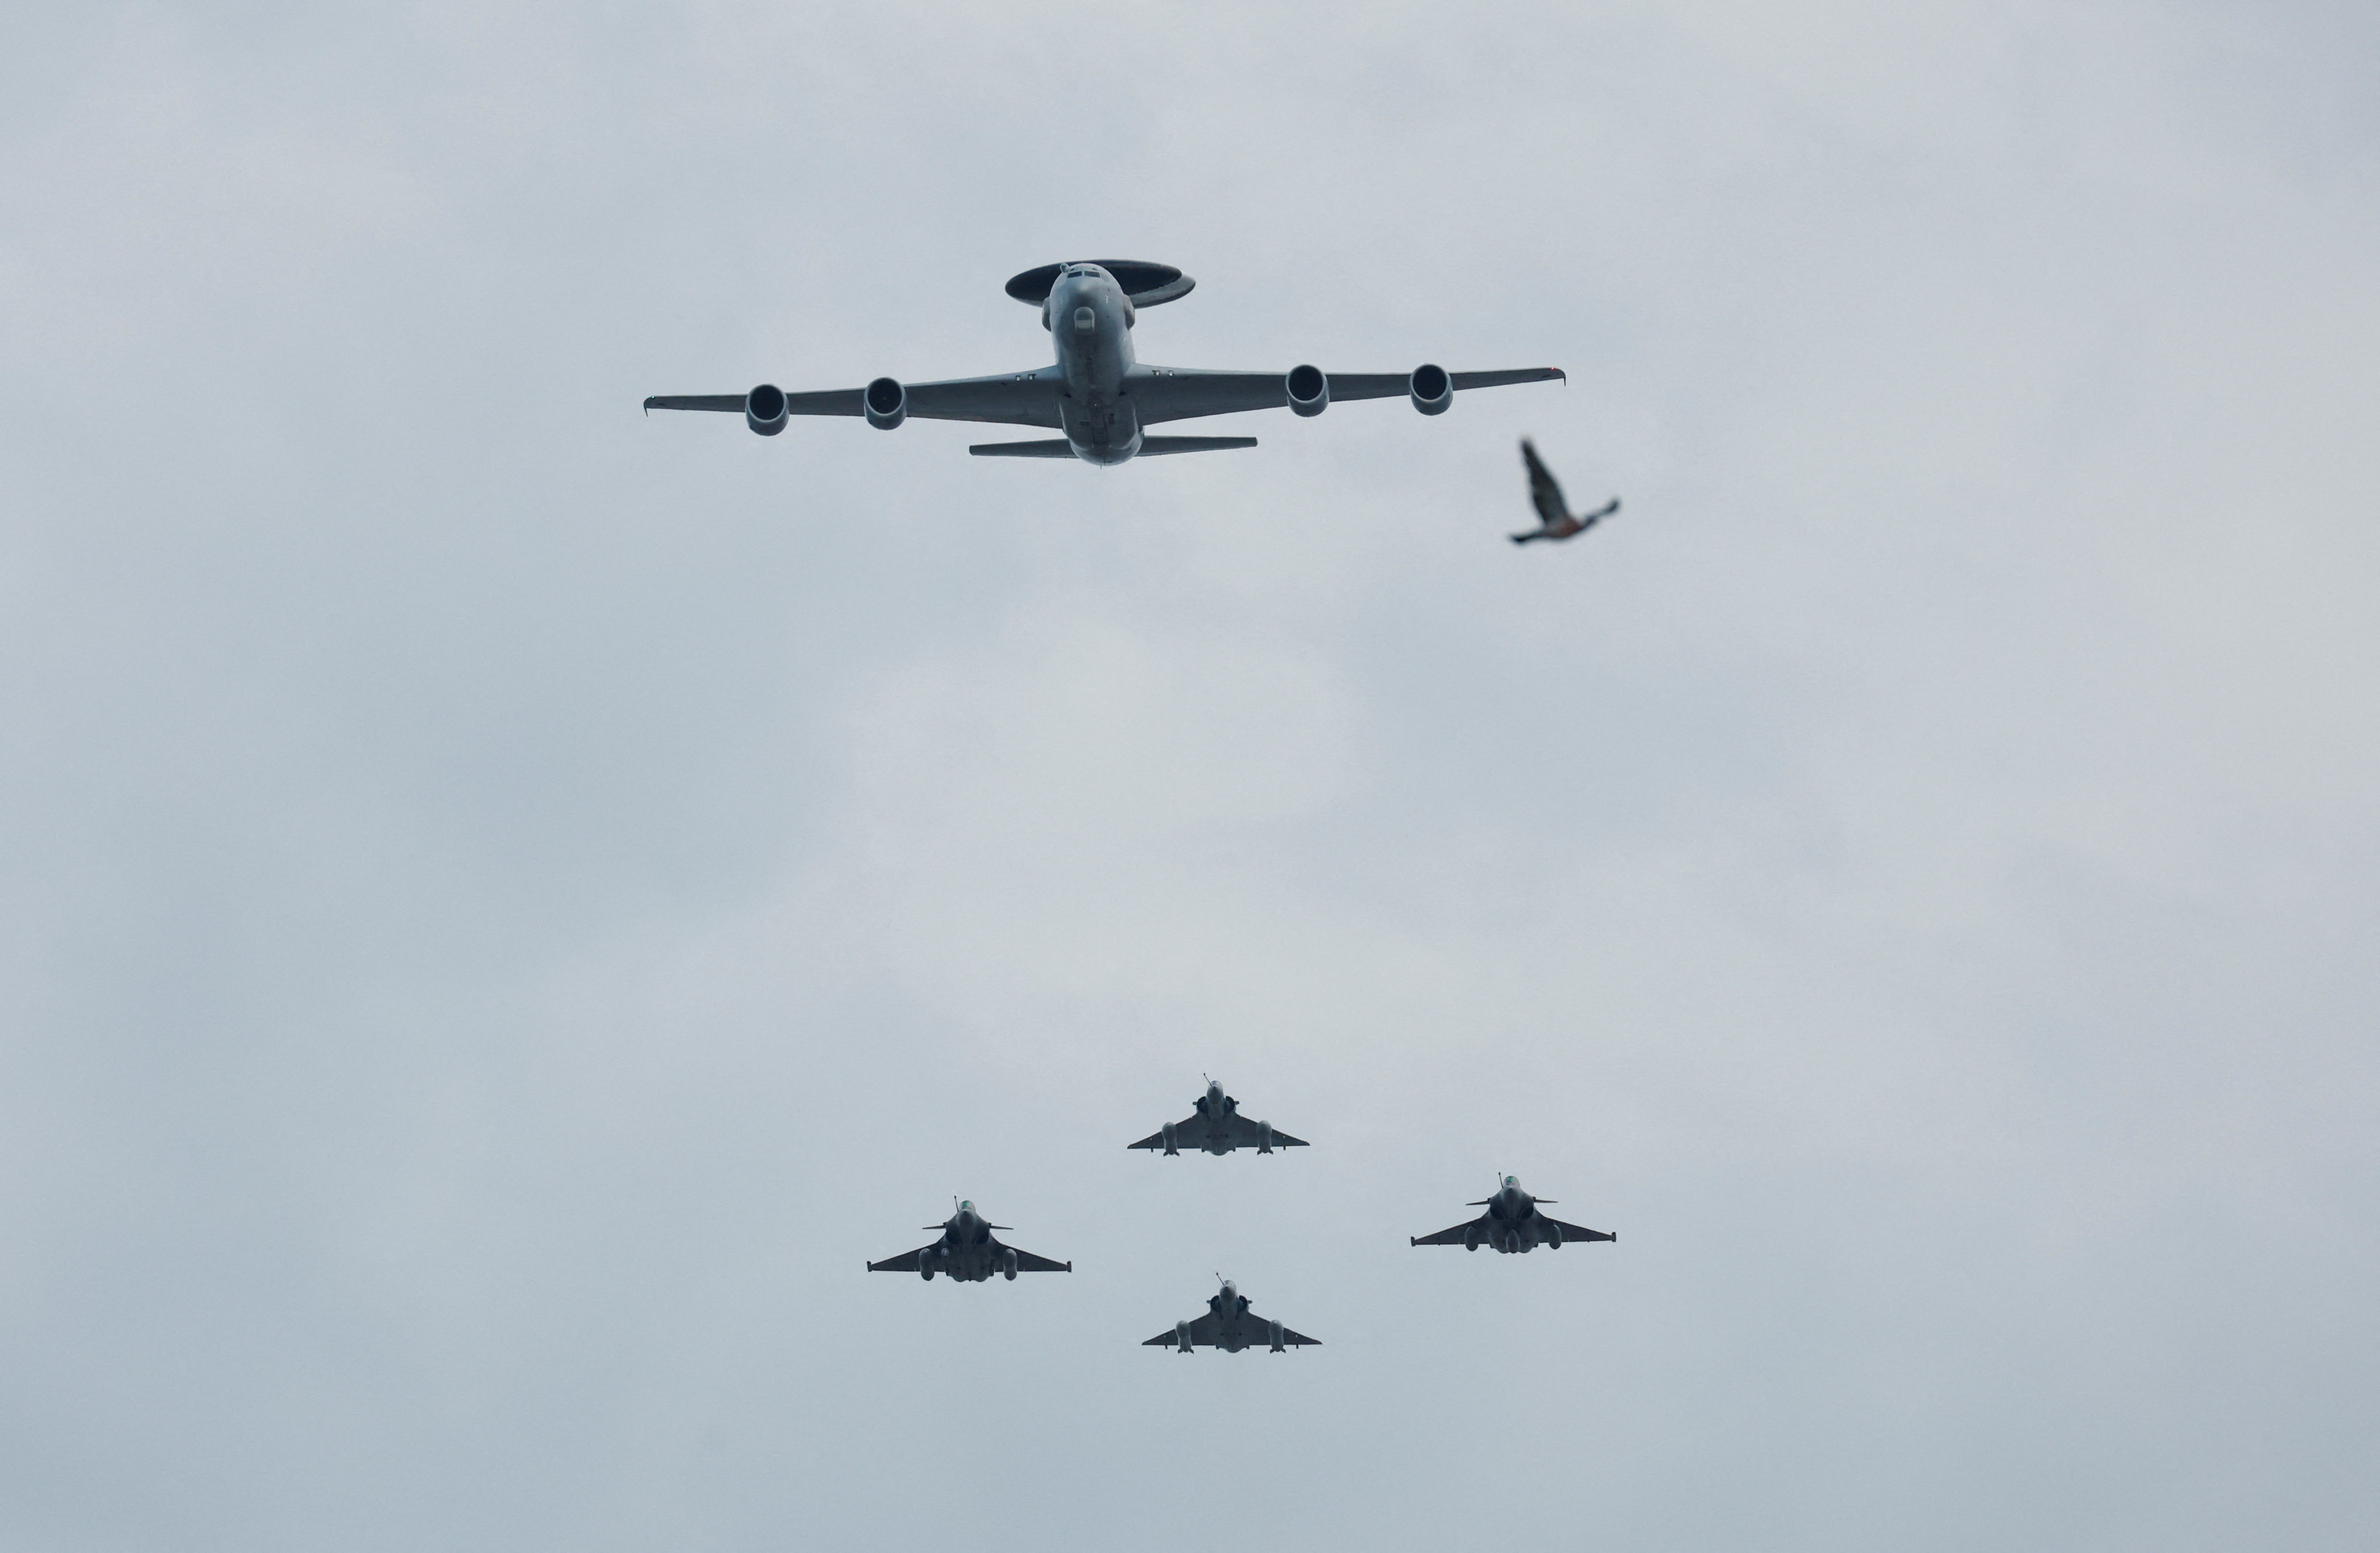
[3,4,2376,1550]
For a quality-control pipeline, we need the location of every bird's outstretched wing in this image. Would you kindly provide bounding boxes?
[1521,439,1569,527]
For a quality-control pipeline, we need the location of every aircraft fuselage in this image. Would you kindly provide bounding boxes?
[1046,264,1141,465]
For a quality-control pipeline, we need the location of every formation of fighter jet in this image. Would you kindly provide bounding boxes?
[1127,1077,1307,1156]
[870,1080,1614,1353]
[1512,439,1620,545]
[866,1199,1072,1282]
[1144,1279,1320,1355]
[1411,1174,1616,1254]
[644,260,1565,466]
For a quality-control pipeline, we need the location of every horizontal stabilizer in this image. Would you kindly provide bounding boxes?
[969,436,1259,459]
[1139,436,1257,455]
[969,440,1078,458]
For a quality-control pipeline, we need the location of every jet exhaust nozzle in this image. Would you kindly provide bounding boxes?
[1408,363,1453,416]
[745,383,789,436]
[864,376,908,430]
[1285,363,1329,418]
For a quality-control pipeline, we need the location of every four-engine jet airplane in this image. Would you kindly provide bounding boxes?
[1128,1078,1308,1157]
[1411,1175,1616,1255]
[644,260,1565,466]
[867,1200,1072,1282]
[1143,1279,1320,1354]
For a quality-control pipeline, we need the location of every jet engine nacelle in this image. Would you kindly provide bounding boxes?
[1176,1319,1195,1352]
[1268,1317,1285,1352]
[745,383,789,436]
[1285,363,1329,418]
[864,376,907,430]
[1408,363,1454,416]
[1002,1247,1019,1281]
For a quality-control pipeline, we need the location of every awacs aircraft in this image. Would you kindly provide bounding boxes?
[643,260,1565,466]
[1411,1175,1616,1255]
[867,1199,1072,1282]
[1144,1279,1320,1354]
[1127,1078,1308,1156]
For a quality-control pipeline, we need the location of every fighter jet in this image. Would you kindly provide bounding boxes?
[1511,439,1620,544]
[867,1199,1071,1282]
[1127,1078,1308,1157]
[1410,1175,1615,1254]
[644,260,1564,466]
[1143,1279,1320,1354]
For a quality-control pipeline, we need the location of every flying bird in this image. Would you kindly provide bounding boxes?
[1512,439,1619,544]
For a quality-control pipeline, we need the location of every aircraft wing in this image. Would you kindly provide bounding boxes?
[866,1244,936,1273]
[645,370,1066,428]
[1269,1322,1322,1348]
[1410,1215,1486,1247]
[1129,366,1564,425]
[1227,1114,1308,1148]
[1004,1245,1073,1273]
[1543,1217,1615,1244]
[1143,1310,1225,1348]
[1126,1113,1200,1151]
